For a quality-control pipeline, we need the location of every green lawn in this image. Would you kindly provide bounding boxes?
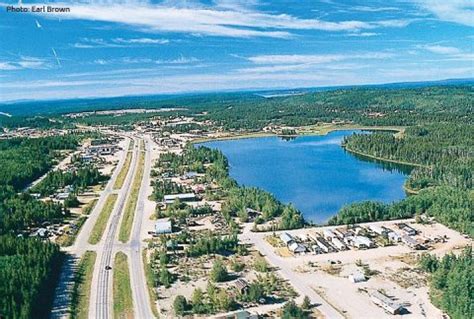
[113,252,134,319]
[70,251,96,319]
[118,150,145,243]
[88,194,118,244]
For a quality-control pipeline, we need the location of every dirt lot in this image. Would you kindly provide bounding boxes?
[243,220,472,319]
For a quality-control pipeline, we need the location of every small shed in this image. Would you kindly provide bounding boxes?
[348,271,366,283]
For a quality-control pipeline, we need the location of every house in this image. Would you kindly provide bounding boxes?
[347,236,375,249]
[401,234,422,249]
[155,219,172,234]
[288,242,306,254]
[245,208,262,221]
[334,227,354,239]
[323,229,337,240]
[387,231,402,242]
[348,271,366,283]
[369,225,389,236]
[181,171,198,180]
[370,291,405,315]
[397,223,417,236]
[163,193,196,204]
[315,236,335,253]
[332,237,348,251]
[280,232,294,245]
[56,192,70,200]
[88,144,116,155]
[214,310,258,319]
[234,278,250,294]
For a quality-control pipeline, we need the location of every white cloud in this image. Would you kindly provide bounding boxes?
[345,32,380,37]
[413,0,474,26]
[421,44,473,61]
[247,52,393,65]
[351,6,400,13]
[23,1,413,38]
[112,38,170,44]
[73,37,170,48]
[0,56,50,70]
[424,45,461,55]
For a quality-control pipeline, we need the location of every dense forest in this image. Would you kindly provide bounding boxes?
[31,166,107,196]
[0,135,86,318]
[0,135,79,190]
[419,247,473,319]
[342,124,473,190]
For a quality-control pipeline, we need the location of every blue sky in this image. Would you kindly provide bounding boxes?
[0,0,473,102]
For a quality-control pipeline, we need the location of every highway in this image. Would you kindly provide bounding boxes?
[91,136,139,319]
[128,136,155,319]
[51,136,133,319]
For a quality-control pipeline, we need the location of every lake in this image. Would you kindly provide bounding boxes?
[198,130,412,223]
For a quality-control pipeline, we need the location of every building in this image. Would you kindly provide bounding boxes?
[280,232,294,245]
[370,291,405,315]
[181,171,199,179]
[323,229,337,240]
[396,223,417,236]
[347,236,375,249]
[56,192,70,200]
[348,271,366,283]
[369,225,389,236]
[401,234,422,249]
[155,219,172,234]
[288,242,306,254]
[334,227,354,238]
[163,193,196,204]
[387,231,402,242]
[234,278,250,294]
[315,236,335,253]
[214,310,258,319]
[332,237,348,251]
[88,144,117,155]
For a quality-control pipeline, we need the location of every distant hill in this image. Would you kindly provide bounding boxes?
[1,78,472,116]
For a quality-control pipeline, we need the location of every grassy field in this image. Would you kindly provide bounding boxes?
[88,194,118,245]
[118,150,145,243]
[113,252,134,319]
[114,151,133,190]
[143,249,159,317]
[70,251,96,319]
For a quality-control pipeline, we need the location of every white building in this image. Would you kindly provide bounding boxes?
[288,242,306,254]
[348,271,366,283]
[164,193,196,204]
[280,232,294,245]
[370,291,405,315]
[155,219,172,234]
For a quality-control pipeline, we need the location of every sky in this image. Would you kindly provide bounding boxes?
[0,0,473,102]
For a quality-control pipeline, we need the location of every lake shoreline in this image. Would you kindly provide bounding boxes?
[197,128,411,223]
[191,124,405,144]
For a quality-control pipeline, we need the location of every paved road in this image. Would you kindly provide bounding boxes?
[51,136,132,319]
[91,136,140,319]
[240,226,345,319]
[128,136,155,319]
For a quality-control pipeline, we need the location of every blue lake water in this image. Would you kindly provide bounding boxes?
[199,130,412,223]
